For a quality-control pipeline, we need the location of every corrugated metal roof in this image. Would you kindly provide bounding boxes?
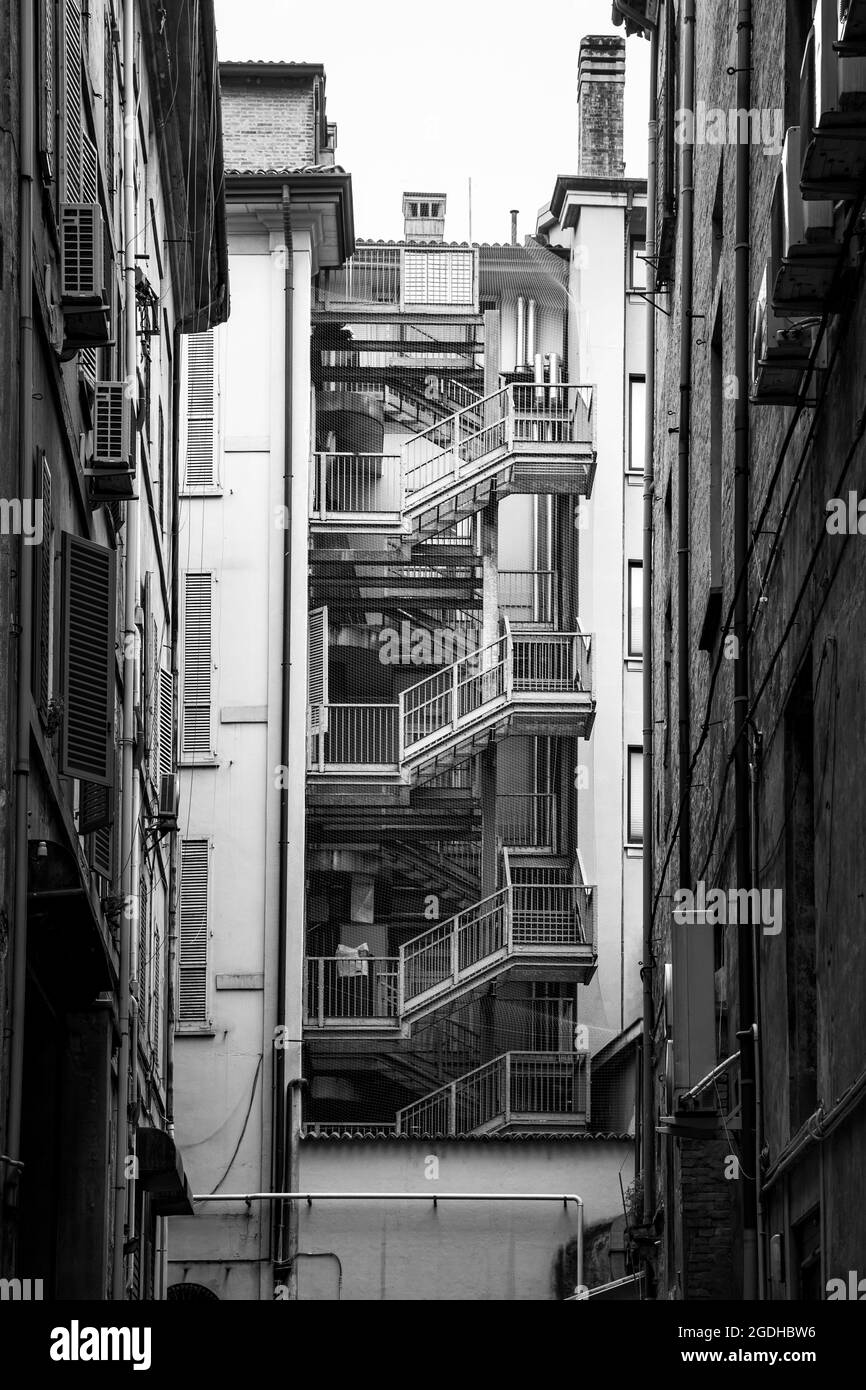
[225,165,347,177]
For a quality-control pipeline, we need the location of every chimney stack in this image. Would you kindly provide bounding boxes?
[403,192,447,244]
[577,35,626,180]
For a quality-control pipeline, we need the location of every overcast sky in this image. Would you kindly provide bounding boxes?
[213,0,650,245]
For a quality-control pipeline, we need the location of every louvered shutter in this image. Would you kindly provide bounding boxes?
[33,453,53,712]
[182,575,212,755]
[151,928,161,1062]
[39,0,56,180]
[158,668,174,779]
[80,130,98,202]
[143,574,158,782]
[138,876,149,1016]
[182,332,216,487]
[60,532,116,785]
[80,778,113,834]
[61,0,82,201]
[179,841,209,1026]
[308,605,329,734]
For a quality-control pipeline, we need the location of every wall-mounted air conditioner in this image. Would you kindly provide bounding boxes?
[800,0,866,198]
[751,262,813,405]
[88,382,134,500]
[157,773,179,830]
[772,128,842,315]
[61,203,112,349]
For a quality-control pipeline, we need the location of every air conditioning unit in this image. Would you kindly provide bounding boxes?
[772,128,842,315]
[750,262,813,405]
[157,773,179,829]
[89,382,134,500]
[61,203,112,349]
[800,0,866,198]
[613,0,660,32]
[841,0,866,45]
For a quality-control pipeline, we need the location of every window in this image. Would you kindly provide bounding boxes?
[181,574,213,756]
[420,202,430,217]
[627,747,644,845]
[179,841,210,1027]
[629,377,646,473]
[628,562,644,658]
[59,532,116,785]
[630,239,647,291]
[403,250,475,306]
[409,202,419,217]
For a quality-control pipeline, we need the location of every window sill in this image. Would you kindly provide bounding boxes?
[175,1026,216,1038]
[625,656,643,672]
[179,486,223,498]
[177,756,219,769]
[624,844,644,858]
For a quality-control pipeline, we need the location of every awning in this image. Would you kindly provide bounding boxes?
[136,1127,195,1217]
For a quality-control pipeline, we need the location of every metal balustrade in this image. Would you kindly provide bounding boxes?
[310,383,595,527]
[305,957,400,1026]
[498,570,557,625]
[309,704,399,771]
[398,880,595,1015]
[395,1051,590,1136]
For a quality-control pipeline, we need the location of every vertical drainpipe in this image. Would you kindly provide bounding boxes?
[677,0,695,966]
[641,23,659,1242]
[516,297,526,370]
[166,327,183,1137]
[273,184,295,1292]
[113,0,140,1301]
[734,0,758,1302]
[6,0,36,1263]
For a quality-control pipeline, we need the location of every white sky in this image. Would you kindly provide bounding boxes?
[213,0,650,245]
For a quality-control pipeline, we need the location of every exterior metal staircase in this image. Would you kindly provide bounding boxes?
[394,1049,590,1136]
[310,381,596,541]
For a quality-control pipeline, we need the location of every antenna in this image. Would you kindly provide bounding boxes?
[468,177,473,243]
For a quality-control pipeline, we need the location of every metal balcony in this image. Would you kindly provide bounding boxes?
[395,1051,590,1136]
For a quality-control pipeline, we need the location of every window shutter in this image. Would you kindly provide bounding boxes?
[80,778,113,835]
[61,0,83,201]
[158,667,174,780]
[60,532,116,785]
[138,876,150,1016]
[308,605,329,731]
[182,574,212,756]
[179,841,209,1026]
[151,928,161,1062]
[33,452,53,712]
[80,129,98,202]
[91,822,113,881]
[182,331,216,487]
[143,573,158,783]
[39,0,56,180]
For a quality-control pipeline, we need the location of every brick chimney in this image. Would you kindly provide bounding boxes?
[577,35,626,179]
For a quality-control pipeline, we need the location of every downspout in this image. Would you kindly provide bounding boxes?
[641,22,659,1245]
[272,184,295,1290]
[734,0,757,1301]
[677,0,695,919]
[165,325,183,1138]
[113,0,140,1300]
[6,0,36,1266]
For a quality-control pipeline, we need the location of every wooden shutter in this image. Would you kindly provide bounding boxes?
[138,876,150,1015]
[158,668,174,780]
[182,574,212,756]
[39,0,56,181]
[80,129,98,202]
[151,928,161,1061]
[308,605,329,731]
[60,532,116,785]
[61,0,82,201]
[179,841,209,1026]
[80,779,113,834]
[182,331,216,487]
[33,452,53,712]
[143,574,158,784]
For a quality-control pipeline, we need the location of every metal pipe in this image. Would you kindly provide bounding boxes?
[516,297,526,370]
[6,0,36,1270]
[165,323,183,1140]
[113,0,140,1301]
[510,209,519,246]
[734,0,758,1302]
[677,0,695,915]
[641,21,659,1240]
[273,185,295,1289]
[192,1191,585,1293]
[527,298,537,364]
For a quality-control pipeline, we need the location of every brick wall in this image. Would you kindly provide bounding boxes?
[221,78,317,170]
[577,35,625,179]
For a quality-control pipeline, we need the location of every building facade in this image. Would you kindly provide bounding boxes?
[170,44,646,1301]
[0,0,227,1298]
[632,0,866,1299]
